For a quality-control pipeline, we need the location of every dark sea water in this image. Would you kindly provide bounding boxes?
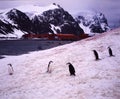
[0,39,72,59]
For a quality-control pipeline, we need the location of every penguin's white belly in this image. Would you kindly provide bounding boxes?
[8,67,13,75]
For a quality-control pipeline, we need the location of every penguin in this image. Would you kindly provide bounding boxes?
[108,47,114,57]
[8,64,14,75]
[92,50,100,60]
[47,61,53,73]
[66,62,76,76]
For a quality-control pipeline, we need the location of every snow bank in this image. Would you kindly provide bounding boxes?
[0,28,120,99]
[0,29,24,40]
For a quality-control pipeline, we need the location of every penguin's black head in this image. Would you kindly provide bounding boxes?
[108,46,110,49]
[8,64,12,66]
[49,61,53,63]
[66,62,71,65]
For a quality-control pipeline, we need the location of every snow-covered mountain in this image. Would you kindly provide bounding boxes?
[0,28,120,99]
[0,4,84,38]
[74,11,110,34]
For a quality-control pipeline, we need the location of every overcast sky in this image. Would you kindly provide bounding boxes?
[0,0,120,28]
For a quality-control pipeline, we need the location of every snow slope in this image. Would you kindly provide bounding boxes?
[0,29,25,39]
[0,28,120,99]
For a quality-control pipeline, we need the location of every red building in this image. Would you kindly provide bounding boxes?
[22,33,89,40]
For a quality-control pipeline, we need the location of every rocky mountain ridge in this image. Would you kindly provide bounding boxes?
[74,11,110,34]
[0,4,110,38]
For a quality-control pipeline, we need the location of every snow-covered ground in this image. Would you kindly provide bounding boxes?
[0,28,120,99]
